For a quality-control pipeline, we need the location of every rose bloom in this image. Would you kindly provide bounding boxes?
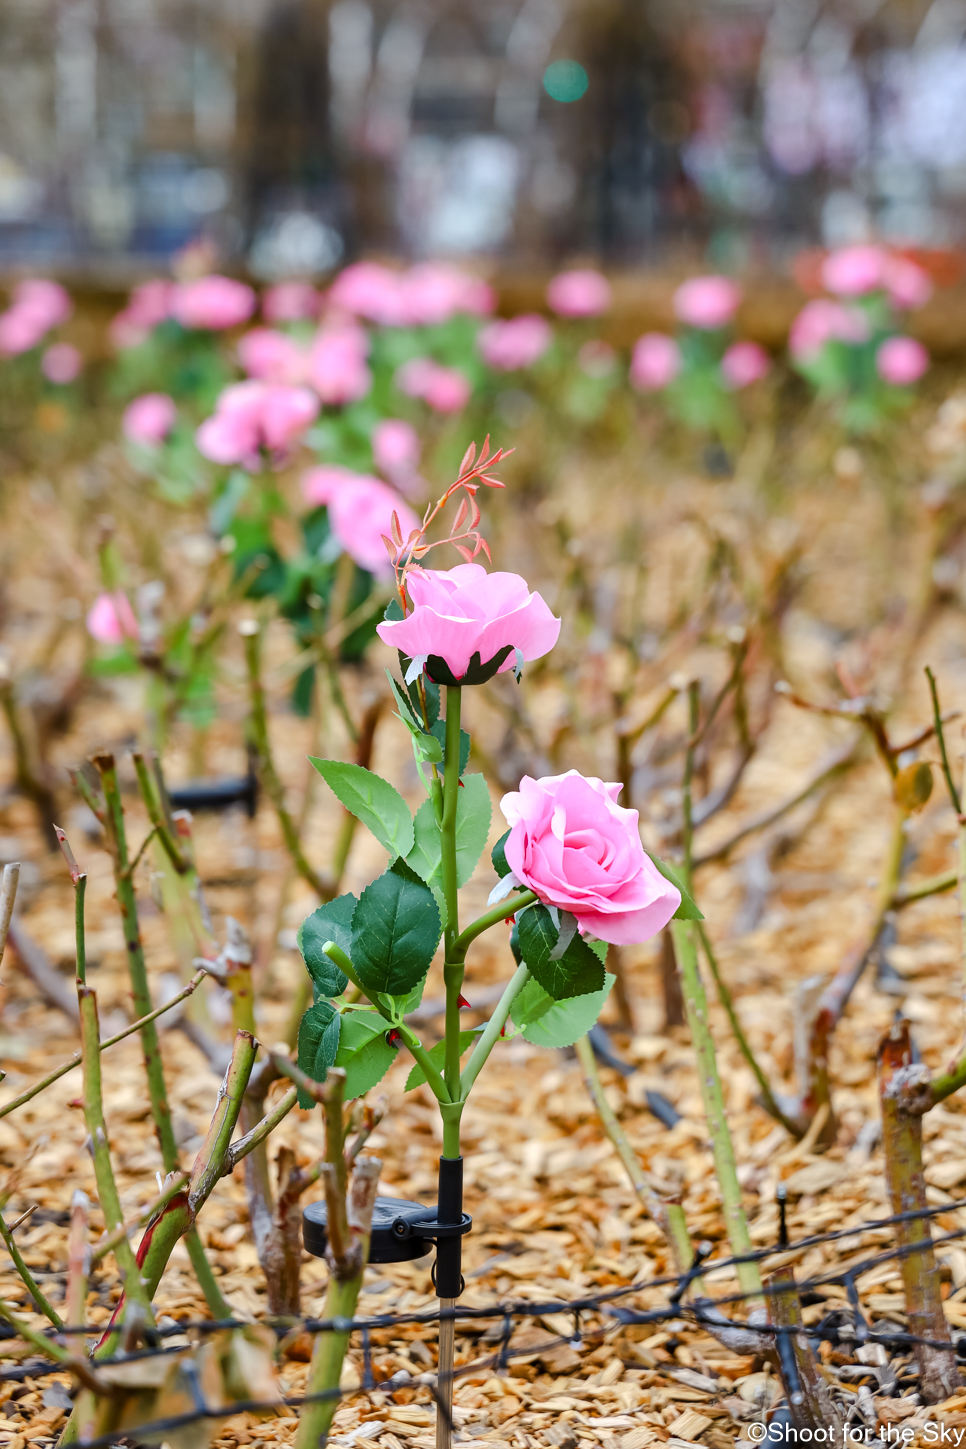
[123,393,177,447]
[721,340,770,389]
[302,466,420,574]
[41,342,82,384]
[328,262,406,326]
[262,281,319,323]
[396,358,471,413]
[789,299,869,360]
[673,275,740,329]
[822,245,886,297]
[173,275,257,331]
[400,263,495,326]
[0,307,49,355]
[377,563,560,685]
[501,772,681,946]
[0,279,73,356]
[546,269,611,318]
[238,328,307,384]
[87,591,139,645]
[307,325,372,405]
[196,382,319,467]
[109,279,176,349]
[876,335,929,386]
[478,315,552,371]
[883,256,932,311]
[372,418,421,476]
[630,332,681,391]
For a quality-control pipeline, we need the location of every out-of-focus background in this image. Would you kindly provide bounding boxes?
[4,0,966,280]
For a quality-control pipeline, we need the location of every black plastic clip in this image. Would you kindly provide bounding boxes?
[391,1211,472,1242]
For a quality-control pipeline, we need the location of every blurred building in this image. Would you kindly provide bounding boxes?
[0,0,965,276]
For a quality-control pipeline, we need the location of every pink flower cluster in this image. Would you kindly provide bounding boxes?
[396,358,471,414]
[123,393,178,448]
[196,381,319,467]
[674,275,741,330]
[478,314,552,371]
[821,246,932,309]
[372,418,421,486]
[0,280,73,357]
[41,343,82,384]
[111,275,256,348]
[87,591,139,645]
[789,299,870,361]
[262,281,320,324]
[238,322,372,405]
[546,270,611,318]
[329,262,494,328]
[302,465,420,574]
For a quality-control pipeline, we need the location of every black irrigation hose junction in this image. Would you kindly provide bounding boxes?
[4,1194,966,1443]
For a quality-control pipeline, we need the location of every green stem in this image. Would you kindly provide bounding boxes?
[398,1027,451,1105]
[74,873,87,986]
[293,1265,362,1445]
[441,688,463,1107]
[90,1172,188,1264]
[682,680,699,889]
[241,621,331,899]
[184,1226,233,1318]
[91,751,179,1175]
[0,1210,63,1327]
[893,868,957,908]
[671,919,761,1302]
[0,970,205,1121]
[697,922,800,1136]
[460,963,529,1096]
[224,1086,299,1174]
[925,667,961,814]
[453,891,538,957]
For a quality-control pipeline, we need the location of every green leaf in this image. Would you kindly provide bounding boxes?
[646,852,704,920]
[491,829,511,879]
[385,669,422,730]
[298,894,356,1000]
[430,722,470,777]
[406,773,492,892]
[295,1001,341,1107]
[404,1030,480,1091]
[350,865,441,997]
[334,1012,399,1101]
[511,974,615,1048]
[309,758,414,859]
[515,903,606,1001]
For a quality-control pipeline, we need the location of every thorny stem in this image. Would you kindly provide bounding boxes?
[131,752,189,872]
[89,1172,190,1265]
[574,1033,694,1275]
[460,963,530,1097]
[453,891,538,957]
[241,620,332,900]
[925,667,961,813]
[0,1203,63,1326]
[441,686,463,1127]
[681,680,700,889]
[697,923,800,1137]
[225,1086,299,1175]
[671,919,762,1303]
[184,1227,234,1319]
[90,750,180,1175]
[0,970,205,1120]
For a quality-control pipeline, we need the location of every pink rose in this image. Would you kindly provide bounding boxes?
[721,340,770,389]
[821,245,886,297]
[674,275,740,329]
[400,264,495,326]
[12,279,73,330]
[372,418,421,477]
[876,335,929,386]
[110,280,175,349]
[0,308,48,356]
[307,325,372,405]
[478,315,552,371]
[328,262,406,326]
[262,281,320,323]
[789,299,869,360]
[546,269,611,318]
[883,257,932,311]
[173,275,256,331]
[87,591,139,645]
[123,393,177,447]
[630,332,680,391]
[500,772,681,946]
[238,328,306,384]
[196,382,318,467]
[376,563,560,685]
[41,342,82,384]
[302,466,420,575]
[396,358,471,413]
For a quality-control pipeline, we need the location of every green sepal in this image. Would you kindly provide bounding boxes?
[295,1001,342,1107]
[404,1030,480,1091]
[510,974,615,1048]
[309,757,414,859]
[385,671,444,765]
[646,851,704,920]
[334,1011,399,1101]
[492,829,511,879]
[350,861,441,997]
[424,645,514,687]
[297,893,356,1000]
[515,903,606,1001]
